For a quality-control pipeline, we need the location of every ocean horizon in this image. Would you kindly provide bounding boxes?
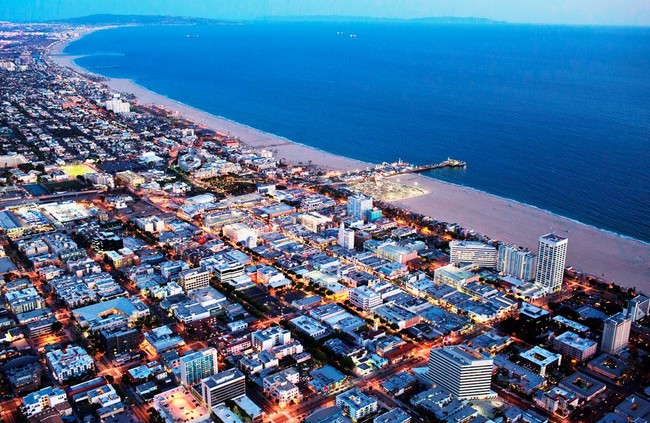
[64,21,650,242]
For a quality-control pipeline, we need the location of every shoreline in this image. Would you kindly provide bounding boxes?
[47,27,650,292]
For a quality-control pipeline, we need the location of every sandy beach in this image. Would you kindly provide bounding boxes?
[48,30,650,292]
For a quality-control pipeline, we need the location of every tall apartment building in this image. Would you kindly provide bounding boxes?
[449,241,498,268]
[497,244,537,281]
[200,368,246,409]
[535,233,568,294]
[601,312,632,355]
[179,268,210,293]
[180,347,219,386]
[424,345,494,400]
[347,194,373,221]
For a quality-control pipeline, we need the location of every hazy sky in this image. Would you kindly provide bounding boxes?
[1,0,649,26]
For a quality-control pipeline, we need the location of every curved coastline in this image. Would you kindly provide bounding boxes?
[48,28,650,292]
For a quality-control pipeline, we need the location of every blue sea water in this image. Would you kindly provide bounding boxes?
[64,22,650,242]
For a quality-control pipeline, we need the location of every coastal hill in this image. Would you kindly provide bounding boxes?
[51,14,234,26]
[52,13,502,26]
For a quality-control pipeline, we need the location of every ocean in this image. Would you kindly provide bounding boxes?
[64,21,650,242]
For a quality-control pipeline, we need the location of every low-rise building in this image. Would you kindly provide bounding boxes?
[553,331,598,362]
[336,388,378,422]
[46,346,94,383]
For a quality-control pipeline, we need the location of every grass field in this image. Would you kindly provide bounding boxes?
[62,164,95,177]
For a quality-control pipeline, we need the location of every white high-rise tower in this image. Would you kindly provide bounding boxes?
[601,312,632,355]
[535,233,568,294]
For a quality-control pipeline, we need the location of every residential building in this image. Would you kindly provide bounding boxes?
[336,388,378,422]
[601,311,632,355]
[497,244,536,281]
[45,346,94,383]
[180,348,219,386]
[535,233,568,294]
[553,331,597,362]
[338,223,355,250]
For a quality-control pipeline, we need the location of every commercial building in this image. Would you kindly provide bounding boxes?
[349,286,382,311]
[336,388,378,422]
[627,295,650,322]
[223,223,257,248]
[449,241,498,268]
[553,332,597,362]
[433,264,479,290]
[201,368,247,409]
[347,194,373,221]
[290,315,327,338]
[46,346,94,383]
[153,386,211,423]
[180,348,219,386]
[424,345,494,400]
[179,268,210,293]
[100,326,143,359]
[601,311,632,355]
[375,243,418,265]
[535,233,568,294]
[73,297,150,331]
[251,327,292,351]
[497,244,536,281]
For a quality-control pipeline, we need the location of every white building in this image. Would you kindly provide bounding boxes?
[180,347,219,386]
[251,327,292,351]
[338,223,355,250]
[449,241,498,268]
[135,215,166,233]
[336,388,378,422]
[299,212,331,233]
[433,264,479,290]
[349,286,382,311]
[105,95,131,114]
[263,369,301,407]
[424,345,494,400]
[535,233,568,294]
[22,386,68,417]
[46,346,94,383]
[201,369,247,410]
[223,223,257,248]
[601,311,632,355]
[347,194,373,221]
[497,244,536,281]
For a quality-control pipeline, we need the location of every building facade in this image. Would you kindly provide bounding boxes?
[535,233,568,293]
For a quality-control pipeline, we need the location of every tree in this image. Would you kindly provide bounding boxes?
[51,321,63,332]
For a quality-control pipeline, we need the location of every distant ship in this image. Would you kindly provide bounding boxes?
[349,34,358,38]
